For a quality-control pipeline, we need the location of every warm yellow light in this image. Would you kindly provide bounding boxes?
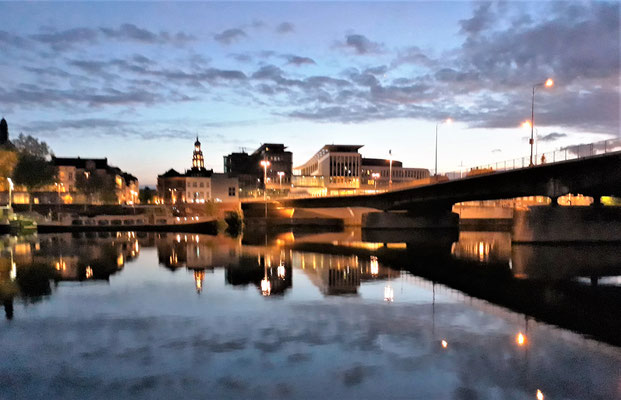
[261,278,271,296]
[545,78,554,87]
[277,264,286,279]
[522,121,532,129]
[260,160,270,168]
[536,389,544,400]
[85,266,93,279]
[516,332,526,346]
[445,118,453,125]
[370,256,379,276]
[441,340,448,348]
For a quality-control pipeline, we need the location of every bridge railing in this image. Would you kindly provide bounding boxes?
[443,138,621,180]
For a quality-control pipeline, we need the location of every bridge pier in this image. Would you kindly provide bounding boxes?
[362,210,459,230]
[513,206,621,242]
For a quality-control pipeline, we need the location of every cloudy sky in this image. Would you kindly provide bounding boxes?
[1,1,619,185]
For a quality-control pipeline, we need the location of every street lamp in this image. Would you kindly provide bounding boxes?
[277,171,285,193]
[529,78,554,166]
[260,160,270,219]
[7,178,14,208]
[435,118,452,176]
[388,150,393,188]
[371,172,380,192]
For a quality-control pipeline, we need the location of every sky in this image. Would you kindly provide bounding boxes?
[0,1,619,186]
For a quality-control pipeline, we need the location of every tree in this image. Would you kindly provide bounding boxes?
[0,149,18,190]
[13,134,53,159]
[139,187,155,204]
[12,154,57,210]
[75,172,116,204]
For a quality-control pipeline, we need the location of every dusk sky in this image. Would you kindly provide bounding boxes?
[1,1,619,186]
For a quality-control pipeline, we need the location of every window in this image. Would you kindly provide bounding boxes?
[200,182,204,187]
[193,182,197,187]
[228,187,236,196]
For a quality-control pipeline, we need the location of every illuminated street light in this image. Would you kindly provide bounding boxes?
[7,178,14,208]
[536,389,544,400]
[371,172,380,192]
[260,160,270,219]
[388,149,393,188]
[277,171,285,193]
[529,78,554,166]
[441,339,448,349]
[435,118,452,176]
[516,332,527,346]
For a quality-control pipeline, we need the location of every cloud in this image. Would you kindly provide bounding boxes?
[276,22,294,34]
[100,24,195,44]
[282,54,316,66]
[0,31,30,49]
[538,132,567,142]
[30,28,98,51]
[342,34,383,55]
[460,3,495,35]
[214,28,247,45]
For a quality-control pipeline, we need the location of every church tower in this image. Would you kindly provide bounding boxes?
[192,136,205,169]
[0,118,8,145]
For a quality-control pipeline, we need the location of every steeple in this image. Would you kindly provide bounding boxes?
[192,136,205,169]
[0,118,8,145]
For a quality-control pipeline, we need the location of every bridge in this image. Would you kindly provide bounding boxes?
[281,150,621,212]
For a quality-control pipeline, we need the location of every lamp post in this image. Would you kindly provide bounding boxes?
[435,118,452,176]
[529,78,554,166]
[388,150,393,188]
[372,172,380,192]
[277,171,285,194]
[260,160,270,219]
[7,178,13,208]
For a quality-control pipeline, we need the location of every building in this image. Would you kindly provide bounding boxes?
[292,144,430,196]
[223,143,292,196]
[360,158,429,189]
[157,137,239,205]
[52,157,139,204]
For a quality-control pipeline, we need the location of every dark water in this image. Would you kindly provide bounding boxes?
[0,230,620,399]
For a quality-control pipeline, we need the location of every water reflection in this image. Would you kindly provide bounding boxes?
[0,229,620,399]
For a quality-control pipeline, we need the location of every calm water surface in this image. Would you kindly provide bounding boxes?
[0,230,620,399]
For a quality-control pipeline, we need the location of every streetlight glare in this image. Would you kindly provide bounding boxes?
[445,118,453,125]
[545,78,554,87]
[522,121,532,129]
[7,177,14,190]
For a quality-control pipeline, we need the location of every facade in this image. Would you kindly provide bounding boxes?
[360,158,429,189]
[292,145,363,196]
[223,143,292,196]
[157,138,239,205]
[52,157,139,204]
[292,144,430,196]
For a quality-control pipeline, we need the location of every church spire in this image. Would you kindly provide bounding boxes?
[192,136,205,169]
[0,117,8,145]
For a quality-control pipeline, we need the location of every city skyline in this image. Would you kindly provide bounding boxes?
[1,1,619,185]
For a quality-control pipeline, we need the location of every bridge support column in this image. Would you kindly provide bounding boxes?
[513,206,621,242]
[362,210,458,230]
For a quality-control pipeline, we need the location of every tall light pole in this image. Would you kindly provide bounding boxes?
[530,78,554,166]
[435,118,452,176]
[388,150,393,188]
[372,172,380,192]
[260,160,270,219]
[277,171,284,194]
[7,178,13,208]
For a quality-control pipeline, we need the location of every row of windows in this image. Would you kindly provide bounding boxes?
[329,155,360,177]
[362,168,428,179]
[187,181,210,188]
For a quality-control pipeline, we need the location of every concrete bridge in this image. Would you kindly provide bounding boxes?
[277,151,621,240]
[281,151,621,211]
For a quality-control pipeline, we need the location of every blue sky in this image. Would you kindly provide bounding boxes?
[1,1,619,185]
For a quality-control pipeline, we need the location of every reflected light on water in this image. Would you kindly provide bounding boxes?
[536,389,544,400]
[194,270,205,293]
[384,285,394,302]
[261,278,271,296]
[441,340,448,348]
[516,332,527,346]
[277,263,286,279]
[85,266,93,279]
[370,256,379,276]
